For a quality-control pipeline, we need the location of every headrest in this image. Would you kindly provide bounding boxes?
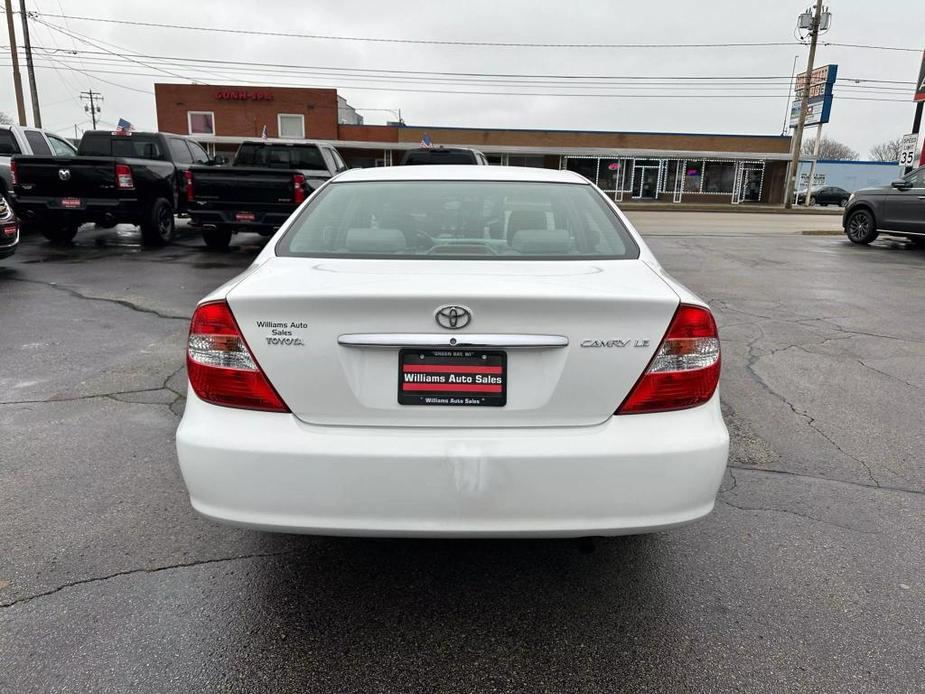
[344,228,406,253]
[510,228,573,255]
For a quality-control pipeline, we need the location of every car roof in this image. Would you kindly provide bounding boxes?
[334,165,589,184]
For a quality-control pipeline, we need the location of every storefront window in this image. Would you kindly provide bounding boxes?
[597,158,624,191]
[565,158,599,183]
[187,111,214,136]
[507,155,545,167]
[703,161,736,193]
[683,161,704,193]
[662,161,679,193]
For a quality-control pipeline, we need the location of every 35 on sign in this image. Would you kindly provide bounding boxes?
[899,134,919,167]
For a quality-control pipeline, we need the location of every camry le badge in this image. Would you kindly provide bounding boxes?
[435,305,472,330]
[581,339,650,348]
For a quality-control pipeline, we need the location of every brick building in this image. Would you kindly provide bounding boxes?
[154,83,794,204]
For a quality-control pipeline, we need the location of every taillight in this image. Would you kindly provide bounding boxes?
[186,300,289,412]
[115,163,134,190]
[184,169,194,202]
[293,173,306,204]
[617,304,720,415]
[10,160,18,186]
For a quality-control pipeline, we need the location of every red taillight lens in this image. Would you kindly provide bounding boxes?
[115,163,134,190]
[617,304,720,415]
[2,223,17,238]
[184,169,194,202]
[293,173,306,204]
[186,300,289,412]
[10,160,18,186]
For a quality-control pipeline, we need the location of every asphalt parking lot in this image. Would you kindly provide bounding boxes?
[2,213,924,693]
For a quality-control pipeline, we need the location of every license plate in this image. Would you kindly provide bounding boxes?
[235,211,256,222]
[60,198,81,208]
[398,349,506,406]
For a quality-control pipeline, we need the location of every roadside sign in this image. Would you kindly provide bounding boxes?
[915,50,925,102]
[790,64,838,128]
[898,133,918,166]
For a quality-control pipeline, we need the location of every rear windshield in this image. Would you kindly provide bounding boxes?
[234,144,325,169]
[277,181,639,260]
[402,150,476,165]
[0,129,21,155]
[78,134,164,160]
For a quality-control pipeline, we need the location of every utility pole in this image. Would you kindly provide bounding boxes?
[19,0,40,127]
[80,90,102,129]
[4,0,27,125]
[785,0,825,209]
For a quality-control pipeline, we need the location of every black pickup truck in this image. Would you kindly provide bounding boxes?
[11,131,217,245]
[186,140,347,249]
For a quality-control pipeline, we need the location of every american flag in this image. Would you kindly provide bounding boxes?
[420,134,432,148]
[260,124,268,139]
[115,118,134,135]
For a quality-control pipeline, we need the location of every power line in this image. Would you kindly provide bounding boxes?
[1,62,911,102]
[23,12,809,49]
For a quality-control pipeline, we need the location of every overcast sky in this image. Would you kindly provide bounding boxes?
[2,0,924,156]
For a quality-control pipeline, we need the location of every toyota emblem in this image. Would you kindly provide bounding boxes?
[58,169,71,181]
[434,305,472,330]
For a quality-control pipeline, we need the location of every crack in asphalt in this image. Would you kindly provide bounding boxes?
[857,359,923,392]
[6,276,190,321]
[742,325,883,489]
[0,549,299,609]
[718,497,881,536]
[727,464,924,497]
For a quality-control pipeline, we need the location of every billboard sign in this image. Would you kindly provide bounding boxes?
[789,64,838,128]
[915,50,925,102]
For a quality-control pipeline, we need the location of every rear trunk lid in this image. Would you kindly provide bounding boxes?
[227,258,680,427]
[189,166,306,206]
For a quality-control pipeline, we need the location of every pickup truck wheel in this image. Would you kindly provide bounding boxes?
[41,224,79,245]
[845,209,878,245]
[140,198,175,246]
[202,229,232,251]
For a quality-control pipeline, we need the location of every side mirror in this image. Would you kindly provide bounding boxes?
[891,179,910,190]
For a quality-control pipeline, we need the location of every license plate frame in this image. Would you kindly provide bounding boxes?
[234,211,256,222]
[60,197,82,209]
[398,349,507,407]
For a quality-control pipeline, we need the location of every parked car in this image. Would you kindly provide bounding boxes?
[186,139,347,250]
[0,193,19,259]
[795,185,850,207]
[400,146,489,165]
[843,166,925,246]
[0,124,77,201]
[176,165,728,537]
[10,130,217,245]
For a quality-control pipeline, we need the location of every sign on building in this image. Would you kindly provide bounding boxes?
[799,172,826,187]
[789,64,838,128]
[915,50,925,102]
[898,133,919,166]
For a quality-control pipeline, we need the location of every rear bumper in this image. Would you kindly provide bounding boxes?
[176,391,729,537]
[188,206,292,232]
[13,196,142,226]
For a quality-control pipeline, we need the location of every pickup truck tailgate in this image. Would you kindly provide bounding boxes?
[189,166,304,205]
[14,157,119,198]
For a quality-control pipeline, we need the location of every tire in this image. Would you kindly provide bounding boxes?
[41,224,79,245]
[845,209,878,245]
[202,229,232,251]
[809,196,816,207]
[139,198,175,246]
[839,198,848,208]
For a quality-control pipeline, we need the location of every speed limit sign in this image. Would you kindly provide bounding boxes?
[898,133,919,167]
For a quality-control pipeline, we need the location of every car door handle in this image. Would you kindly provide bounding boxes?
[338,333,569,349]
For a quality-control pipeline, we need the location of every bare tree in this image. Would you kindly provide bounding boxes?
[801,136,859,160]
[868,137,904,162]
[0,111,14,126]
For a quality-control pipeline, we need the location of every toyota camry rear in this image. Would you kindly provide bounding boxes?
[176,166,728,537]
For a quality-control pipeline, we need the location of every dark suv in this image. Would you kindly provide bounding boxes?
[843,166,925,246]
[400,147,488,165]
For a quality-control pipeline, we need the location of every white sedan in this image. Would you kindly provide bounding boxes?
[176,165,728,537]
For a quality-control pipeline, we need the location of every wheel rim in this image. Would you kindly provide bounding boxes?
[848,213,869,241]
[157,206,173,239]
